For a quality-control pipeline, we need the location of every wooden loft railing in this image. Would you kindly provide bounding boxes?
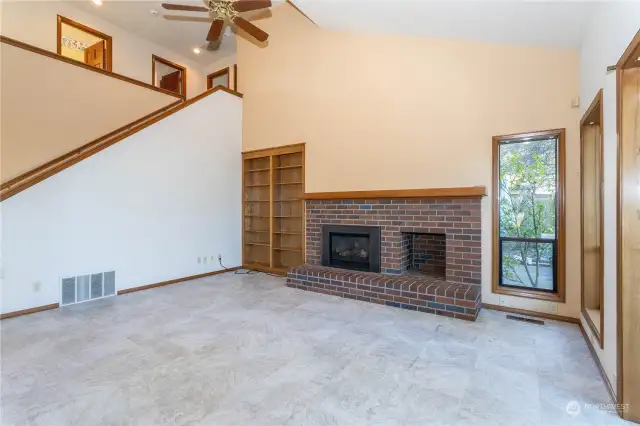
[1,86,243,201]
[0,36,182,99]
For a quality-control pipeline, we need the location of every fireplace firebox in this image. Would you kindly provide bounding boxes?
[321,225,381,272]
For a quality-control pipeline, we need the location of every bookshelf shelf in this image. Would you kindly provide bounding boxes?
[242,144,305,273]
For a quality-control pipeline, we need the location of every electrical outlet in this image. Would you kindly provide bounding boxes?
[197,257,201,264]
[218,254,222,262]
[33,281,41,292]
[548,302,558,313]
[203,256,208,264]
[210,255,215,263]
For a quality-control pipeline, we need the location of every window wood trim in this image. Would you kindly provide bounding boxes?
[233,64,238,91]
[57,15,112,72]
[207,67,230,90]
[152,54,187,99]
[580,89,605,349]
[491,128,566,303]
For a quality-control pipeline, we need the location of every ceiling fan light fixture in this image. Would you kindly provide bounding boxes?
[207,0,238,20]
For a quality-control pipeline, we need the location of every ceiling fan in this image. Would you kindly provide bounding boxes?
[162,0,272,46]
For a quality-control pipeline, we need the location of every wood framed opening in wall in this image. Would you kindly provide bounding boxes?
[152,55,187,99]
[57,15,112,72]
[207,67,230,90]
[616,29,640,423]
[580,89,604,349]
[492,129,566,303]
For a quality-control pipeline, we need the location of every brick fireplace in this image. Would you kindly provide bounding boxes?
[286,188,486,321]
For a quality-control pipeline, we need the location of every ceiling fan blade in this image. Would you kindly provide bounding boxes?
[207,19,225,41]
[232,0,272,13]
[233,16,268,42]
[161,3,209,12]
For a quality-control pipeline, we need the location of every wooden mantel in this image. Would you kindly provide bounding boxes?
[301,186,487,200]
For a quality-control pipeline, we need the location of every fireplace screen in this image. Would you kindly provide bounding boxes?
[331,234,370,270]
[322,225,381,272]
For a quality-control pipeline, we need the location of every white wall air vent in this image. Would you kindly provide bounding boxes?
[60,271,116,306]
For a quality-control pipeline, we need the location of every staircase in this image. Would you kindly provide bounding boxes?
[1,100,181,201]
[1,87,241,202]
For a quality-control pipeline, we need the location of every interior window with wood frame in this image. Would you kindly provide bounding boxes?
[580,90,604,348]
[207,67,230,90]
[152,55,187,98]
[492,129,566,302]
[57,15,112,71]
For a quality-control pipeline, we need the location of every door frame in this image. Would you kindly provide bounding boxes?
[57,15,112,72]
[152,55,187,99]
[207,67,230,90]
[616,29,640,422]
[579,89,604,349]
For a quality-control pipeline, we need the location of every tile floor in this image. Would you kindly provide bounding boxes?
[0,272,629,426]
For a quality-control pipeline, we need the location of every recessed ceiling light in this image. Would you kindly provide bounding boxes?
[92,0,102,5]
[150,9,159,16]
[193,47,201,54]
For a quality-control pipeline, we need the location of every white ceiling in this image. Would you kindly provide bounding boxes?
[71,0,594,68]
[72,1,241,66]
[293,0,595,49]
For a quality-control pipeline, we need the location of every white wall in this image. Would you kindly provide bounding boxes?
[0,90,242,314]
[1,1,207,99]
[579,1,640,395]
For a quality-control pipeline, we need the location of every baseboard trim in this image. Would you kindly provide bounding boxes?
[622,413,640,424]
[117,267,241,295]
[482,303,580,324]
[579,322,618,406]
[0,303,59,320]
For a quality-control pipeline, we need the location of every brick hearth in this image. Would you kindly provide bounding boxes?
[286,196,484,321]
[287,264,481,321]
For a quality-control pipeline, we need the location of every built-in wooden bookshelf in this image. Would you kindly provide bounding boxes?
[242,143,305,274]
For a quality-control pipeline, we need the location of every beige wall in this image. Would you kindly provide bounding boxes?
[1,42,178,182]
[239,3,582,317]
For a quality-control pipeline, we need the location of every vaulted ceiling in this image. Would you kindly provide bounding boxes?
[73,0,594,68]
[292,0,593,49]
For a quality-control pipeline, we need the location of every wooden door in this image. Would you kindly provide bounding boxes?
[84,40,105,69]
[160,70,181,95]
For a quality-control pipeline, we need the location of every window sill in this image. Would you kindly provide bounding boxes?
[493,285,566,303]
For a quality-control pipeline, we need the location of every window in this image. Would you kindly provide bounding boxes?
[152,55,187,98]
[492,129,565,302]
[57,15,112,71]
[207,67,230,90]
